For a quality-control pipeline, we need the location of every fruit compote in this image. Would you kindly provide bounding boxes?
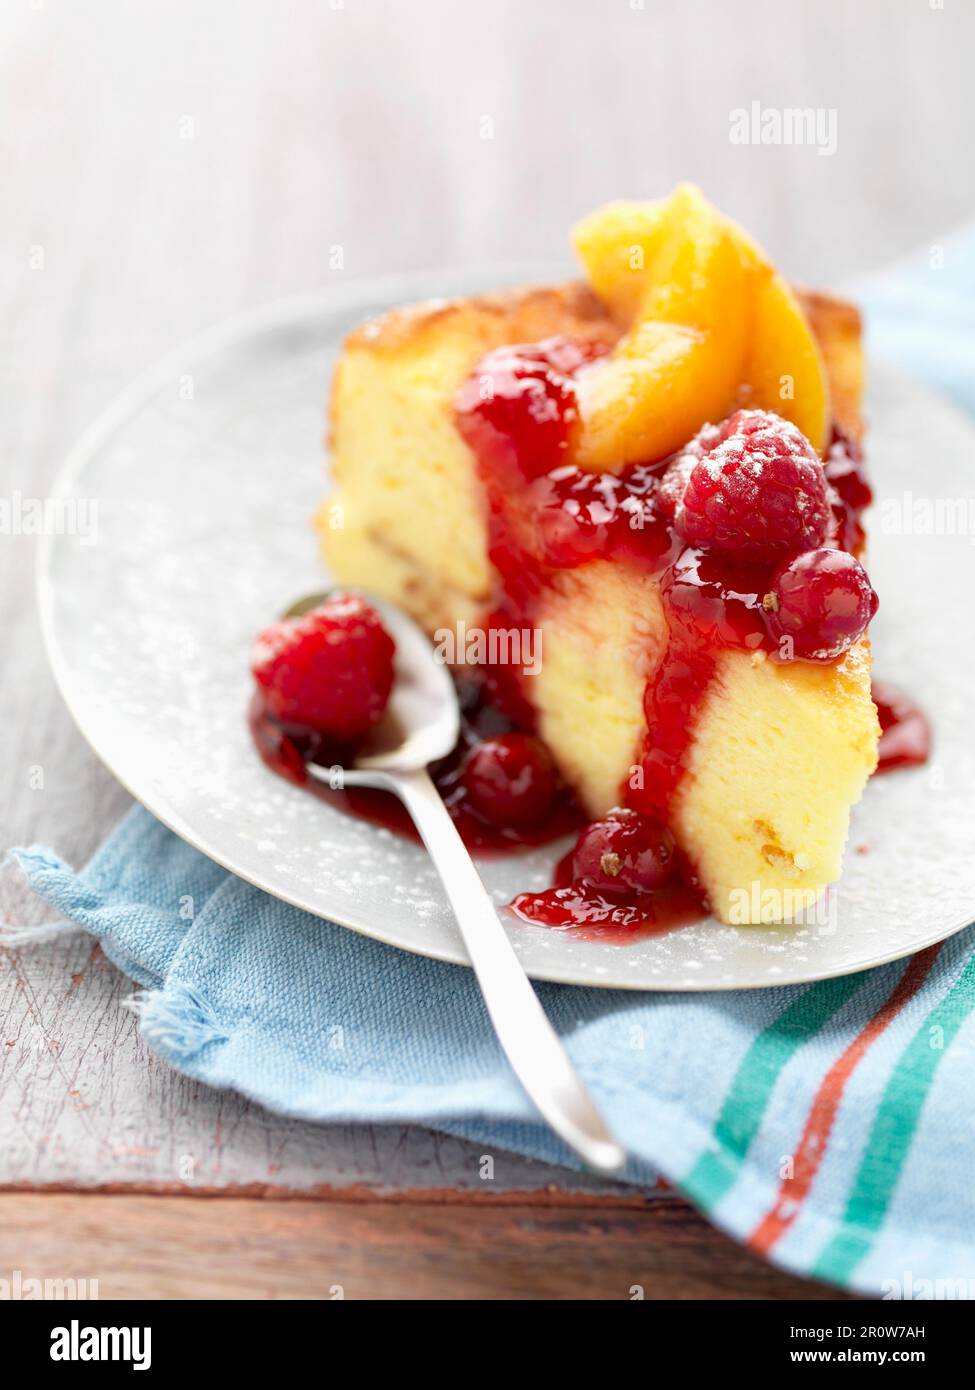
[509,807,705,940]
[454,337,894,933]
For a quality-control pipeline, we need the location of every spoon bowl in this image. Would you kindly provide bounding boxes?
[351,595,460,774]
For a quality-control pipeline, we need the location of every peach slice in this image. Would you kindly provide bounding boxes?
[571,184,829,470]
[735,252,831,451]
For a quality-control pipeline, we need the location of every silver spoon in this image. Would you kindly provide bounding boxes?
[305,593,625,1175]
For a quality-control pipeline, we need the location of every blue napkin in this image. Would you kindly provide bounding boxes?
[851,218,975,419]
[12,229,975,1297]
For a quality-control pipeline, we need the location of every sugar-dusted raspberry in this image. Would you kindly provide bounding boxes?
[761,548,879,661]
[251,592,395,739]
[655,427,715,520]
[672,409,831,561]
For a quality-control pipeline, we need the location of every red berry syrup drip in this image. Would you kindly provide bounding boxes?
[871,681,932,772]
[629,548,772,820]
[824,437,930,774]
[825,426,873,555]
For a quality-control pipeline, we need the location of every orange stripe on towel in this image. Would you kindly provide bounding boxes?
[749,945,940,1256]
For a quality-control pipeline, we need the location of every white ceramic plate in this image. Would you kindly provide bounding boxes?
[38,269,975,989]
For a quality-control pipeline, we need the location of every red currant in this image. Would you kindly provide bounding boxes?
[454,342,577,483]
[462,734,556,827]
[762,548,879,661]
[571,808,676,896]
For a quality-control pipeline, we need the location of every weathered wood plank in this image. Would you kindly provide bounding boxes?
[0,1192,852,1300]
[0,929,635,1195]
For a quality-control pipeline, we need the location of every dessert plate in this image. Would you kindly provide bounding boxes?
[38,270,975,990]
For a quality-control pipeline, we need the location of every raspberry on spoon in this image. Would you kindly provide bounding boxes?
[670,409,831,562]
[251,592,395,739]
[761,548,879,661]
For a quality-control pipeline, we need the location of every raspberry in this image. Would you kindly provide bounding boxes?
[251,592,395,739]
[571,808,676,896]
[462,734,555,828]
[455,337,611,486]
[761,548,879,661]
[655,429,713,520]
[454,341,578,484]
[671,409,831,561]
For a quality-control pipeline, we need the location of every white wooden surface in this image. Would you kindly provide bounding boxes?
[1,912,628,1193]
[1,0,973,1194]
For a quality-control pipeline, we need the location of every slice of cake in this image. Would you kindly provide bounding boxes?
[318,185,880,925]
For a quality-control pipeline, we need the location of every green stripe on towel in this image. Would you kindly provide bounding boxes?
[813,952,975,1284]
[684,972,867,1209]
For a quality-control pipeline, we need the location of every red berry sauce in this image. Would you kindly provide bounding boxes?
[825,427,873,553]
[510,806,703,943]
[872,681,932,772]
[509,844,706,943]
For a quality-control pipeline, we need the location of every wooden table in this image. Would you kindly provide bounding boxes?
[2,0,969,1300]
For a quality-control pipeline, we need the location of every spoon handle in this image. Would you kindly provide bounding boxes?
[392,767,625,1175]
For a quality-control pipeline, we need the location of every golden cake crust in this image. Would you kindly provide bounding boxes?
[336,279,864,442]
[343,282,618,355]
